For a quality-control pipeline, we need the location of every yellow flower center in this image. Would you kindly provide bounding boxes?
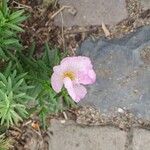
[63,71,75,80]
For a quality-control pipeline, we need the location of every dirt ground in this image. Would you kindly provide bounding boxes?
[12,0,150,54]
[10,0,150,54]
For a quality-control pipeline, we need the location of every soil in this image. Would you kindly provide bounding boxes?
[11,0,150,55]
[4,0,150,149]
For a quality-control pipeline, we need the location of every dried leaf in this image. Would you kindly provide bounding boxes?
[31,121,40,131]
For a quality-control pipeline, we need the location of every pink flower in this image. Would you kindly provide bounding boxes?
[51,56,96,102]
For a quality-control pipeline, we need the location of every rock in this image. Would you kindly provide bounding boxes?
[54,0,128,27]
[48,119,127,150]
[133,128,150,150]
[140,0,150,10]
[77,26,150,120]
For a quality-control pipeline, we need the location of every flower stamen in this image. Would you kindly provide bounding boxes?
[63,71,75,80]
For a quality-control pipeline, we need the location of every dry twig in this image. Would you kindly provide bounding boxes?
[60,12,65,50]
[102,22,111,37]
[63,112,68,120]
[51,5,72,19]
[12,0,32,10]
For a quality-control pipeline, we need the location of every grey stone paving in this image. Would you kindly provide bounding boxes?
[133,128,150,150]
[140,0,150,10]
[48,119,150,150]
[54,0,128,27]
[77,26,150,120]
[48,119,127,150]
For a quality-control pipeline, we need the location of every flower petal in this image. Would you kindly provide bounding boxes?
[73,84,87,102]
[60,56,93,72]
[63,77,76,100]
[61,56,92,68]
[51,72,63,93]
[60,56,96,84]
[78,69,96,85]
[63,77,87,102]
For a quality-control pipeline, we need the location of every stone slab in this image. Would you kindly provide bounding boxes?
[77,26,150,119]
[140,0,150,10]
[133,129,150,150]
[54,0,128,27]
[48,119,127,150]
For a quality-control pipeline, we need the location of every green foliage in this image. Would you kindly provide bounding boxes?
[19,42,75,129]
[0,68,33,127]
[0,134,12,150]
[0,0,76,130]
[0,0,27,60]
[0,1,30,127]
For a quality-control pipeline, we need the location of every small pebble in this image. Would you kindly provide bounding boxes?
[60,120,66,124]
[117,108,125,113]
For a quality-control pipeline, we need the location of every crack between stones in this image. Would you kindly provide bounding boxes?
[124,128,134,150]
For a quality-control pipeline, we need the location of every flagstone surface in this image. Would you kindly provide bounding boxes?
[77,26,150,120]
[48,119,150,150]
[48,119,127,150]
[54,0,128,27]
[140,0,150,10]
